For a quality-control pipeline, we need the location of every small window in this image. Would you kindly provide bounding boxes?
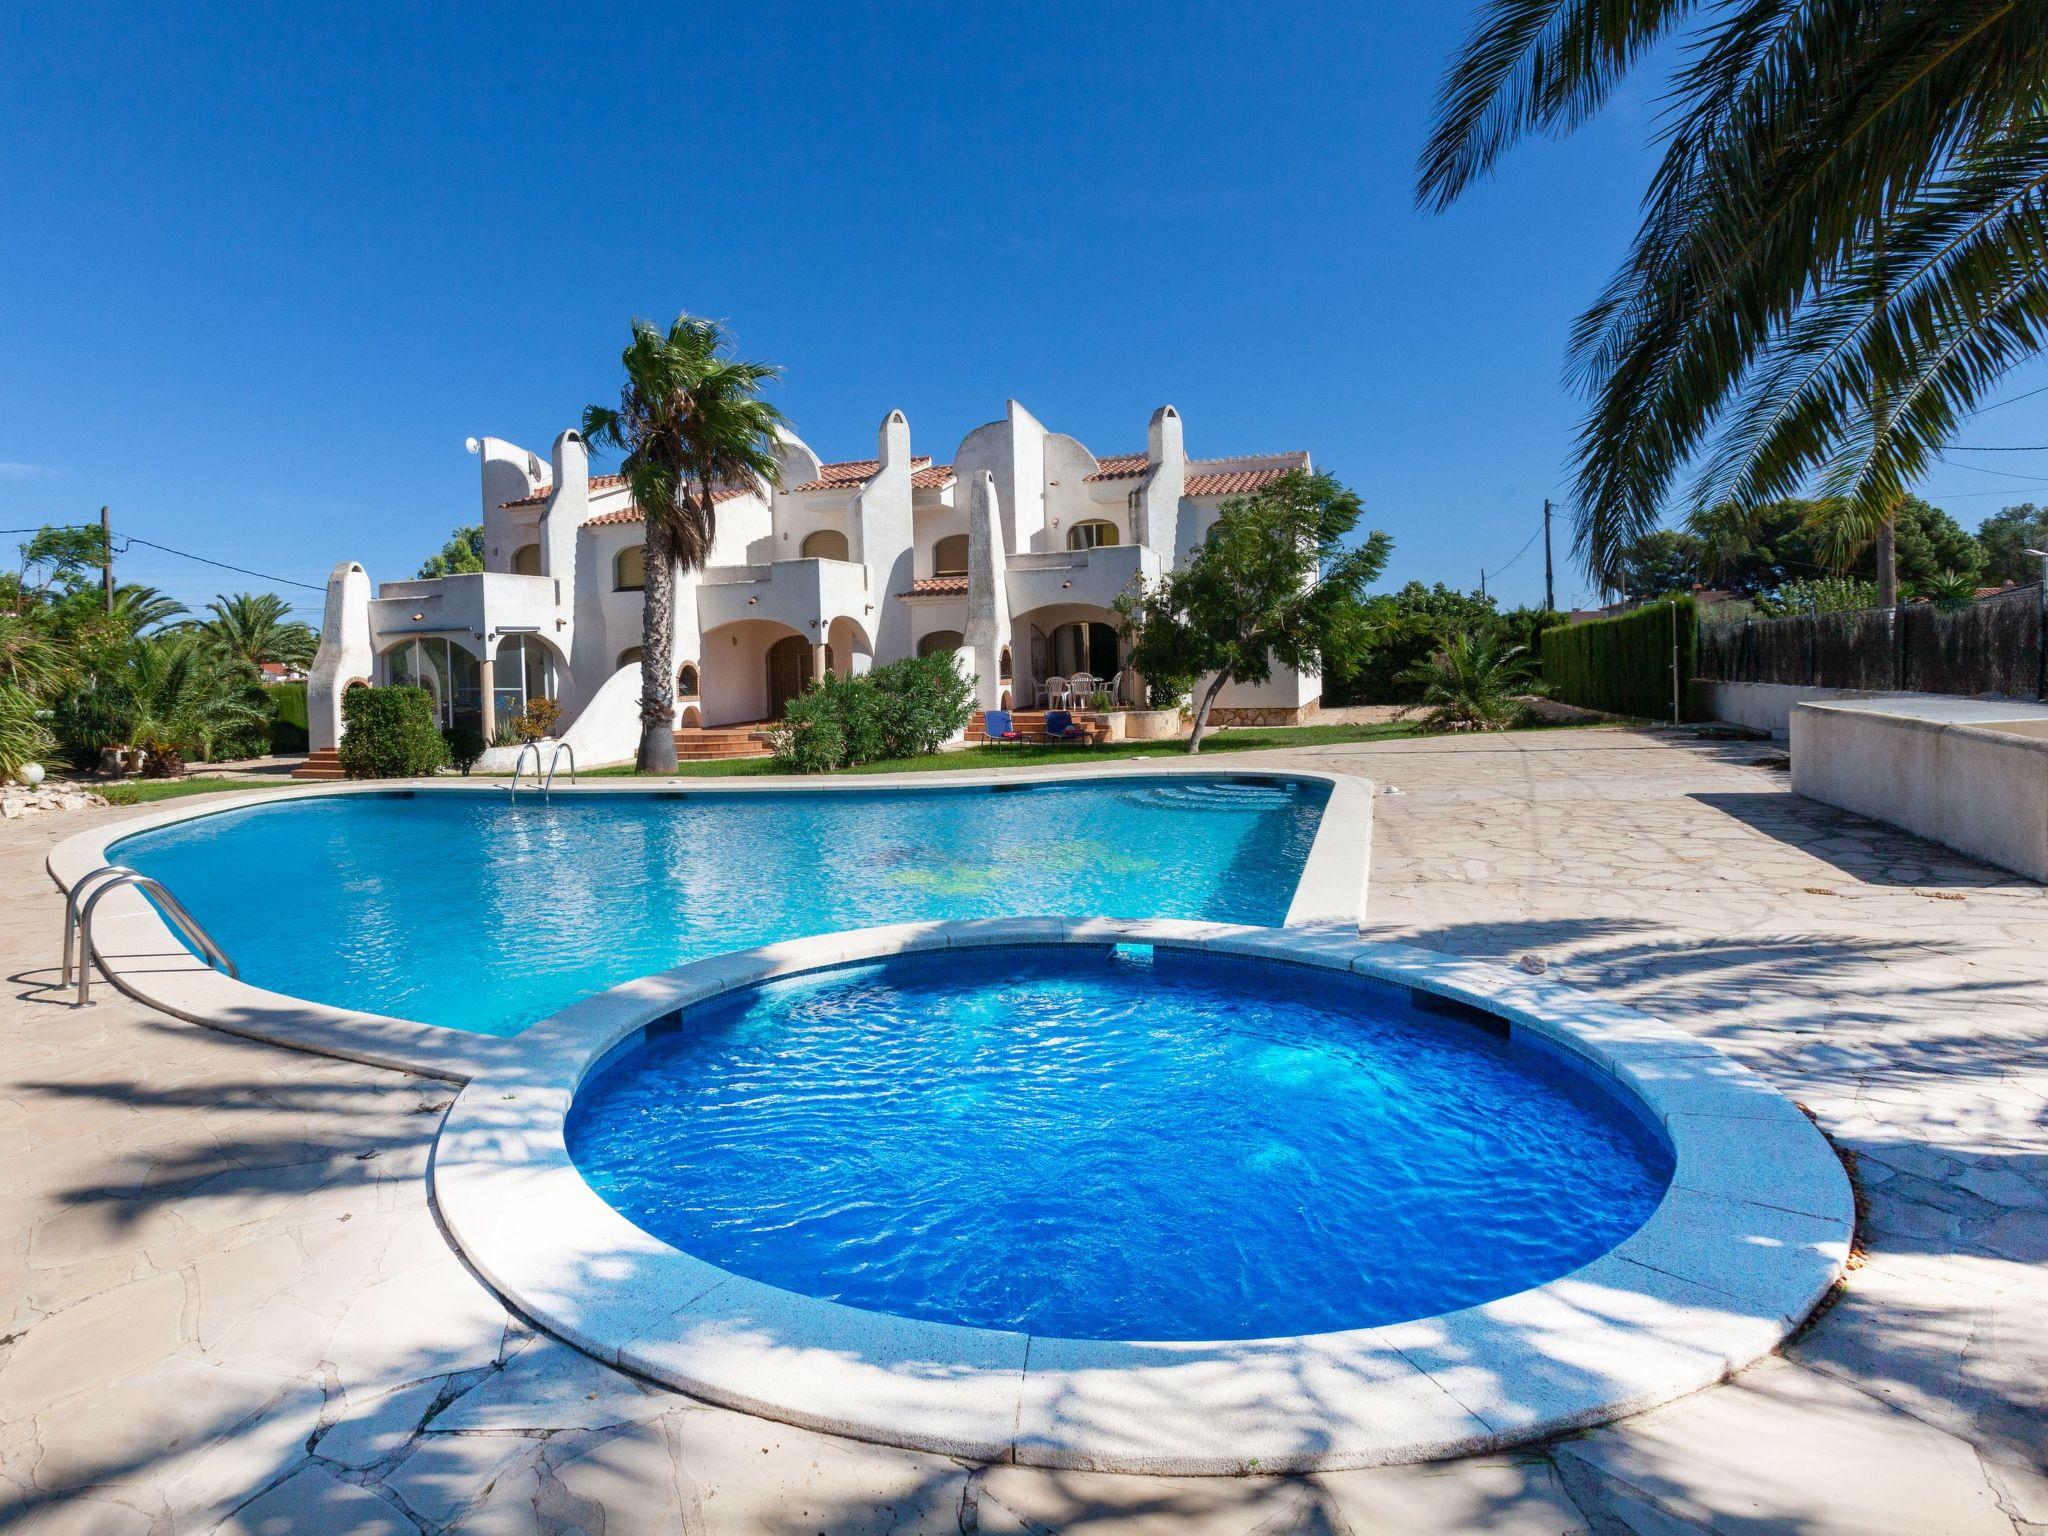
[614,544,646,591]
[932,534,969,577]
[677,662,701,698]
[1067,520,1119,551]
[801,529,849,561]
[918,630,964,658]
[511,544,543,576]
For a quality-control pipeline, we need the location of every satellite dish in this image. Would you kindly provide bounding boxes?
[464,436,481,454]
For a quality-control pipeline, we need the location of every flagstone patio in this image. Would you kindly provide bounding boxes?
[2,727,2043,1533]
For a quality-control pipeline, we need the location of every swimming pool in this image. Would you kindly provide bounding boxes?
[106,776,1331,1036]
[567,945,1674,1339]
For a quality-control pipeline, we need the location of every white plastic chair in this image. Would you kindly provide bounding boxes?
[1040,675,1071,709]
[1069,672,1098,705]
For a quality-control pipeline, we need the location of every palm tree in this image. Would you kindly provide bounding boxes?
[193,591,317,669]
[56,633,267,771]
[1399,630,1535,732]
[1419,3,2048,599]
[582,316,787,772]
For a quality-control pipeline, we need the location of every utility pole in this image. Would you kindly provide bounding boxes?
[1479,567,1487,601]
[100,506,114,615]
[1542,498,1555,613]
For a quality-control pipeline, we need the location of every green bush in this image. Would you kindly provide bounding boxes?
[1540,597,1698,720]
[771,654,975,771]
[268,681,309,754]
[338,686,449,779]
[442,725,487,774]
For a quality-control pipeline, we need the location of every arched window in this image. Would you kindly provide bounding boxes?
[677,662,700,698]
[801,529,849,561]
[511,544,543,576]
[1067,519,1119,551]
[616,647,643,671]
[614,544,646,591]
[493,634,557,723]
[998,645,1012,681]
[932,534,969,576]
[917,630,964,659]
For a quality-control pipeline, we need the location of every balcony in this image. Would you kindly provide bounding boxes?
[696,557,874,635]
[1004,543,1159,616]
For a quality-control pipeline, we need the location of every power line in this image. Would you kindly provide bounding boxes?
[1933,454,2048,486]
[1484,520,1545,582]
[1944,444,2048,452]
[116,535,328,593]
[1976,380,2048,414]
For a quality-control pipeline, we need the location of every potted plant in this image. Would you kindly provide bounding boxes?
[1083,687,1126,742]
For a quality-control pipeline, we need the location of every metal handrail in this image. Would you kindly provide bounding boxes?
[509,742,543,799]
[62,868,238,1006]
[543,741,575,793]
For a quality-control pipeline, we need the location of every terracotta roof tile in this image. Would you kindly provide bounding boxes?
[1083,453,1149,482]
[789,456,933,494]
[912,463,955,491]
[1082,451,1310,493]
[1184,455,1309,496]
[580,484,754,526]
[897,575,969,598]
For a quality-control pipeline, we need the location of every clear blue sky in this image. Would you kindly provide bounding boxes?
[5,2,2046,620]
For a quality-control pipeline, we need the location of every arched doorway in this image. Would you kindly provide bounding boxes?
[917,630,963,658]
[1043,621,1119,681]
[511,544,542,576]
[765,634,814,719]
[800,529,849,561]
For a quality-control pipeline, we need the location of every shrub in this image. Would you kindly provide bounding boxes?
[134,728,186,778]
[0,685,54,781]
[443,726,487,774]
[1400,631,1535,732]
[1540,596,1697,720]
[512,697,562,743]
[339,686,450,779]
[770,654,974,771]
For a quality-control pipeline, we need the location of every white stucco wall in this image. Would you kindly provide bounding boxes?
[307,562,374,752]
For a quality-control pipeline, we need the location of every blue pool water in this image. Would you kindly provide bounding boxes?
[567,947,1674,1340]
[109,778,1327,1036]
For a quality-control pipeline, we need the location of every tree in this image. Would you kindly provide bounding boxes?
[1420,4,2048,601]
[53,633,268,768]
[1116,470,1391,751]
[417,526,484,579]
[1889,497,1981,594]
[1326,581,1496,704]
[1975,503,2048,587]
[192,592,317,670]
[583,315,788,773]
[1613,530,1704,599]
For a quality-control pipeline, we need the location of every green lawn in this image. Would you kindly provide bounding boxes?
[99,776,296,806]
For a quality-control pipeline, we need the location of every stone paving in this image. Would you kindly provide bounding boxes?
[0,728,2043,1533]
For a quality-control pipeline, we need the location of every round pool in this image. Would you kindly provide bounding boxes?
[565,944,1674,1340]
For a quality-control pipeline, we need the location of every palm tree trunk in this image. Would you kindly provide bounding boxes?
[637,515,679,773]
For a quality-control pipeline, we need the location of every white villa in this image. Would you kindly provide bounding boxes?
[305,400,1321,765]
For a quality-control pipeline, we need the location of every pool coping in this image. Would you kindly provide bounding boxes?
[431,919,1854,1475]
[42,763,1371,1082]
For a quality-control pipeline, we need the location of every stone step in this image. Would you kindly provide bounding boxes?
[291,749,343,782]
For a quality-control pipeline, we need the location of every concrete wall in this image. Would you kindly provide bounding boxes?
[1699,680,1895,739]
[1791,697,2048,882]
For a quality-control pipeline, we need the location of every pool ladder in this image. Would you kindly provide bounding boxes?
[60,865,238,1007]
[510,741,576,800]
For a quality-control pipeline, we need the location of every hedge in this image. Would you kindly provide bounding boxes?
[267,681,309,754]
[1540,596,1699,721]
[339,685,449,778]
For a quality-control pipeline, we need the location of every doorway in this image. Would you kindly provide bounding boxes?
[765,635,814,719]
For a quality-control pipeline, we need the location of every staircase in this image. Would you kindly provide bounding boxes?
[292,748,344,781]
[673,723,775,762]
[966,710,1107,746]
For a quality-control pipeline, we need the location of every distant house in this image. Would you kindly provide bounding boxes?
[257,661,306,683]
